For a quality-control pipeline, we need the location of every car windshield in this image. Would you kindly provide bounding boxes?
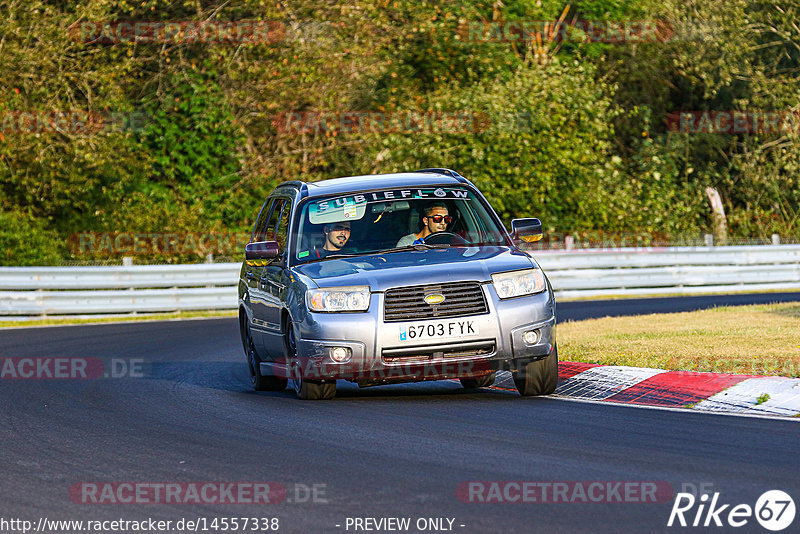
[293,187,509,263]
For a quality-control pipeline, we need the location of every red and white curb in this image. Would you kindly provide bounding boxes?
[495,362,800,418]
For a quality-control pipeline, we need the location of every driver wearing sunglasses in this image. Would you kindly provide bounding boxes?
[396,202,452,247]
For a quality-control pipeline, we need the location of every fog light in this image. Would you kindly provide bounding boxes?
[330,347,351,363]
[522,329,540,345]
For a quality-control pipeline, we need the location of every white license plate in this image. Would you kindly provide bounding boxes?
[398,319,479,342]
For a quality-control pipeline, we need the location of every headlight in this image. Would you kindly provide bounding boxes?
[307,286,371,312]
[491,269,546,299]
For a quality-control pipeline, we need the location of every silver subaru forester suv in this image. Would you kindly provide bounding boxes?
[238,169,556,399]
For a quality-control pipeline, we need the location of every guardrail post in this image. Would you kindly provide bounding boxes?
[36,288,45,318]
[772,234,781,245]
[123,256,133,267]
[704,234,714,247]
[565,236,574,251]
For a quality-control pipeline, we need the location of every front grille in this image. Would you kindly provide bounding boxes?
[383,281,488,322]
[382,340,496,363]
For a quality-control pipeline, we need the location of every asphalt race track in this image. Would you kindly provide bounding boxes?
[2,294,800,534]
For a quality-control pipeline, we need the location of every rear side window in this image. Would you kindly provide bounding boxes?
[275,200,291,253]
[252,196,294,260]
[252,198,288,243]
[264,199,285,241]
[251,199,274,243]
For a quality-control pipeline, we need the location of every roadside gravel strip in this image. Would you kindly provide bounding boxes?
[494,363,800,417]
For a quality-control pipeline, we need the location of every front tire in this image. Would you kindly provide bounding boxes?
[284,317,336,400]
[293,375,337,400]
[513,346,558,396]
[460,372,497,389]
[241,312,287,392]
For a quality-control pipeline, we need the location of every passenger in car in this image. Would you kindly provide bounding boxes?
[396,202,452,247]
[313,221,351,258]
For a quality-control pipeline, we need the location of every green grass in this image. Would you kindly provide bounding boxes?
[0,309,237,328]
[559,302,800,377]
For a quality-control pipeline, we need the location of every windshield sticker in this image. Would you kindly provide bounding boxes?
[309,189,471,224]
[344,204,358,218]
[315,188,468,212]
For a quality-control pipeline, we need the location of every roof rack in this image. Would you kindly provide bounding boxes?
[415,168,463,178]
[275,180,305,189]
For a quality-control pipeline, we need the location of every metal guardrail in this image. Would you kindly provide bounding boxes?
[0,245,799,315]
[0,263,240,290]
[534,245,800,298]
[0,264,241,316]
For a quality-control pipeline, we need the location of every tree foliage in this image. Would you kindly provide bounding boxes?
[0,0,798,264]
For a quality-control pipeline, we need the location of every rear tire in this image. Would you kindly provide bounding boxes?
[460,372,497,389]
[241,312,287,392]
[284,316,336,400]
[513,346,558,396]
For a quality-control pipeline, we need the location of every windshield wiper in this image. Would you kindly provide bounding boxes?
[465,241,504,247]
[301,251,372,264]
[379,243,451,254]
[301,243,452,264]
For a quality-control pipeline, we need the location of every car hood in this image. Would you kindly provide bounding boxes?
[293,246,537,291]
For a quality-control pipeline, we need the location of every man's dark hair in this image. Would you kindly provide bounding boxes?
[423,202,448,217]
[324,222,350,231]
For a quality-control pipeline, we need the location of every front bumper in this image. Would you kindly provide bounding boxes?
[291,283,555,383]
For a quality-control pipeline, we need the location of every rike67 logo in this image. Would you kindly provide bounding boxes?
[668,490,795,531]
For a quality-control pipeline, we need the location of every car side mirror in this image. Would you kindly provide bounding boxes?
[511,218,543,243]
[245,241,280,262]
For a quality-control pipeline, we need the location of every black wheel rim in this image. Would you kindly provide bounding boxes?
[287,322,297,356]
[248,348,258,386]
[293,370,302,395]
[244,323,258,386]
[287,321,301,394]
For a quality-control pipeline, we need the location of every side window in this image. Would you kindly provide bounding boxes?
[265,199,286,242]
[275,200,291,254]
[252,199,274,243]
